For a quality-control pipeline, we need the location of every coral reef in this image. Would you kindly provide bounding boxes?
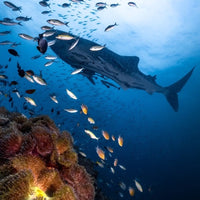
[0,107,95,200]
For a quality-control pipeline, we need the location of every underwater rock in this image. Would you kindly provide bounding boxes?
[0,107,95,200]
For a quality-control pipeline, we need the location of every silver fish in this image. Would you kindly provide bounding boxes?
[0,40,13,45]
[0,20,22,26]
[33,75,47,85]
[64,108,78,113]
[18,33,34,40]
[90,45,105,51]
[50,95,58,103]
[16,16,31,21]
[3,1,22,12]
[71,68,84,75]
[110,3,120,8]
[45,55,57,60]
[69,38,79,50]
[128,2,138,7]
[96,2,107,7]
[43,30,56,37]
[48,40,56,46]
[24,74,34,83]
[31,54,41,59]
[24,97,37,106]
[41,10,52,14]
[44,60,54,67]
[11,42,21,47]
[104,23,117,32]
[0,30,11,35]
[47,19,69,26]
[39,1,50,7]
[41,26,54,30]
[62,3,71,8]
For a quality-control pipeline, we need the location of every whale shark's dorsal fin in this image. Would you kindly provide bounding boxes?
[119,56,140,73]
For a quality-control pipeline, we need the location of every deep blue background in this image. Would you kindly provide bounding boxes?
[0,0,200,199]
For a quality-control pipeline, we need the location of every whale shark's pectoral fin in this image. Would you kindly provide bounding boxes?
[119,56,140,73]
[81,69,96,85]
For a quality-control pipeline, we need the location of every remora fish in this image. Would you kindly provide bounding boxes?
[3,1,22,12]
[0,20,22,26]
[48,30,195,112]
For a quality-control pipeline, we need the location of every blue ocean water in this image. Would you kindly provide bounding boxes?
[0,0,200,200]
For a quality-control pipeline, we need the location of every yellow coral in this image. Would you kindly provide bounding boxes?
[28,186,51,200]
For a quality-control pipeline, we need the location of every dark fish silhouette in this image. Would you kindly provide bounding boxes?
[37,34,47,54]
[3,1,22,12]
[25,89,36,94]
[48,30,194,112]
[62,3,71,8]
[8,48,19,56]
[9,81,18,86]
[16,16,31,21]
[17,62,25,77]
[0,30,11,35]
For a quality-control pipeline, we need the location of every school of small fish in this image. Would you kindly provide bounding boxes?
[0,0,147,199]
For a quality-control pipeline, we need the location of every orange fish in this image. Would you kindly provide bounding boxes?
[88,117,95,124]
[102,130,110,140]
[114,158,118,167]
[106,147,114,153]
[118,135,123,147]
[111,135,115,141]
[81,104,88,115]
[96,146,105,160]
[129,187,135,196]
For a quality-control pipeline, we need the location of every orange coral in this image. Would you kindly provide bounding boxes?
[53,184,77,200]
[0,131,22,158]
[0,107,95,200]
[57,150,78,168]
[31,125,54,156]
[62,165,95,200]
[11,154,46,180]
[0,170,34,200]
[37,168,64,192]
[55,131,73,155]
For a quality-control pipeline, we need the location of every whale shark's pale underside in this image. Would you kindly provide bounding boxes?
[48,30,194,112]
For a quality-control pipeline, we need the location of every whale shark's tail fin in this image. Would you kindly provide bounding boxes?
[164,67,195,112]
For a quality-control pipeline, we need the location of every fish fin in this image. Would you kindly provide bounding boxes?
[37,46,41,52]
[147,75,156,82]
[39,34,43,39]
[18,22,22,26]
[163,67,195,112]
[87,76,95,85]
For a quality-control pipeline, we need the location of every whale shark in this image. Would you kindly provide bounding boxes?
[47,30,194,112]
